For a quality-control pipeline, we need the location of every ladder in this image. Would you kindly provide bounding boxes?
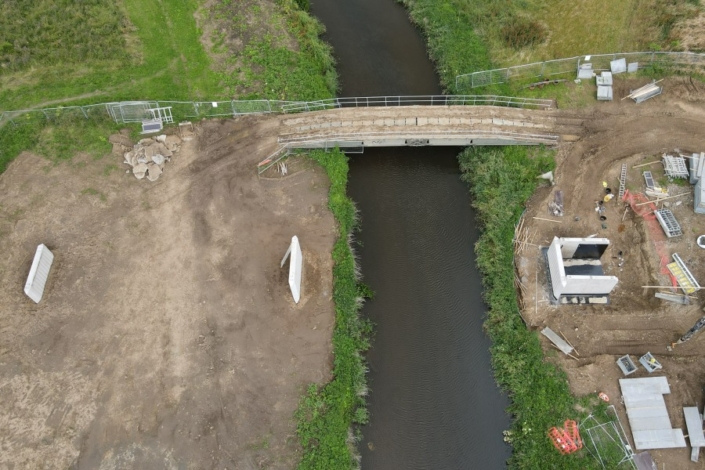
[619,163,627,200]
[667,253,700,294]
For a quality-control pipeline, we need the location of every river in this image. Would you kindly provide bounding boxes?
[309,0,512,467]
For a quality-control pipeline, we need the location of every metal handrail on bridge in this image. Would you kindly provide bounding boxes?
[277,129,559,145]
[280,95,554,113]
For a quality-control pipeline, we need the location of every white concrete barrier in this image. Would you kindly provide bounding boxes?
[24,244,54,303]
[280,236,303,303]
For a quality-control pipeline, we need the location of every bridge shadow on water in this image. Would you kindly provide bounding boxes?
[310,0,512,467]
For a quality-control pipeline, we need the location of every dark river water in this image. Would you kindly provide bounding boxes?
[309,0,512,468]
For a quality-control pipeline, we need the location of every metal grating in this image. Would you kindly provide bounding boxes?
[617,355,638,376]
[643,171,655,189]
[619,163,627,200]
[141,119,163,134]
[655,209,682,237]
[662,155,689,178]
[639,352,662,373]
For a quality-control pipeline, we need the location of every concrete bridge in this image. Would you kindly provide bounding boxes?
[251,102,586,172]
[278,105,584,150]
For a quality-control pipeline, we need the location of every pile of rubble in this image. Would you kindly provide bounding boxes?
[122,134,182,181]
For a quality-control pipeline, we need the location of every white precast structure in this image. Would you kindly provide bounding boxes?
[281,236,303,303]
[547,237,618,298]
[24,244,54,303]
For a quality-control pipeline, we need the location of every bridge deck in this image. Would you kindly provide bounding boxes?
[278,106,583,148]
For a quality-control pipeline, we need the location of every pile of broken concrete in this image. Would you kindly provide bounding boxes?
[122,134,182,181]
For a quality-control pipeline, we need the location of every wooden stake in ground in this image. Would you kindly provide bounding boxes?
[533,217,562,224]
[535,270,538,319]
[635,192,689,207]
[632,160,663,169]
[559,329,579,356]
[550,344,579,361]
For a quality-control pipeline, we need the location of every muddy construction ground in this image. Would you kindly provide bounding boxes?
[521,76,705,469]
[2,75,705,469]
[0,118,336,469]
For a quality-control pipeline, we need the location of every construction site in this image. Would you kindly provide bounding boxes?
[2,70,705,467]
[519,75,705,469]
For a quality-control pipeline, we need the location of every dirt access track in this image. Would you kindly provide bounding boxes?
[519,76,705,469]
[0,118,337,469]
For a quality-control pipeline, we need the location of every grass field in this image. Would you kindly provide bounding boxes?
[402,0,701,92]
[0,0,222,110]
[0,0,335,111]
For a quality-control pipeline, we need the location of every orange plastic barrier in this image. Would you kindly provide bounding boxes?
[564,420,583,450]
[548,426,578,455]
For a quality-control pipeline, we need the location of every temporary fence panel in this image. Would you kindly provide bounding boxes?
[455,51,705,90]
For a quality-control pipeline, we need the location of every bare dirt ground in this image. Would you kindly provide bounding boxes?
[519,76,705,469]
[0,116,336,469]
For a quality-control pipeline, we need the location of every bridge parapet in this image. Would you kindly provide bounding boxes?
[281,95,554,113]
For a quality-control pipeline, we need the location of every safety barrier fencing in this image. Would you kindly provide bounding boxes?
[455,51,705,90]
[0,95,554,130]
[280,95,554,112]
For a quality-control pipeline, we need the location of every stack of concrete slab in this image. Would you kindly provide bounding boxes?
[619,377,686,450]
[690,152,705,185]
[596,71,614,101]
[689,152,705,214]
[596,71,613,86]
[695,179,705,214]
[684,407,705,462]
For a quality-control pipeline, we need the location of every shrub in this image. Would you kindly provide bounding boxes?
[501,17,547,49]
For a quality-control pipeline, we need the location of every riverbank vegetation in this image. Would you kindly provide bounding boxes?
[459,146,607,468]
[295,149,371,470]
[399,0,703,92]
[200,0,337,100]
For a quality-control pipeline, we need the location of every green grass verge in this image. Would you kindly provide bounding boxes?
[458,146,613,469]
[295,149,371,470]
[0,0,130,72]
[0,111,129,174]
